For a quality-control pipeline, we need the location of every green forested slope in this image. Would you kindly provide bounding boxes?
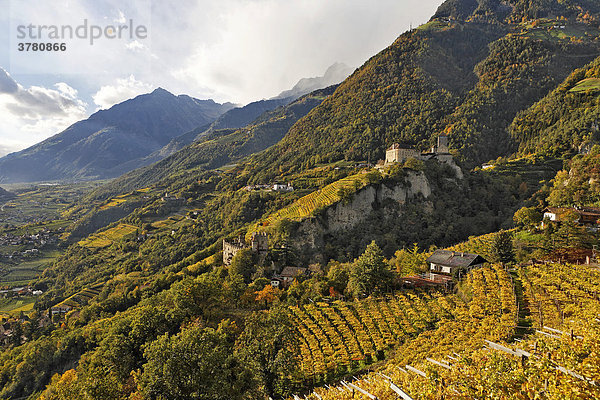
[547,145,600,206]
[511,56,600,157]
[444,35,599,164]
[435,0,600,22]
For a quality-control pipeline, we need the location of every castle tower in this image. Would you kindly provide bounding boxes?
[437,134,449,154]
[385,144,402,164]
[251,232,269,255]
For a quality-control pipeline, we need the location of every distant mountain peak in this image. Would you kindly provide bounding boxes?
[273,62,354,100]
[323,62,351,78]
[151,87,172,95]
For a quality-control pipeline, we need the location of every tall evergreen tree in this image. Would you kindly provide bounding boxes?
[489,231,515,264]
[348,241,394,298]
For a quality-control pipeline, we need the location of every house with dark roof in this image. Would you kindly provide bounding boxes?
[425,250,487,279]
[280,267,307,287]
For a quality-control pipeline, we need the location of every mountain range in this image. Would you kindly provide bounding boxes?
[0,63,352,184]
[273,62,353,99]
[86,85,338,201]
[137,63,354,164]
[0,89,235,183]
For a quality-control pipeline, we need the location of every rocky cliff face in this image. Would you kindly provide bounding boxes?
[291,171,432,263]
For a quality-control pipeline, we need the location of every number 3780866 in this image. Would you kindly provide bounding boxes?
[18,43,66,51]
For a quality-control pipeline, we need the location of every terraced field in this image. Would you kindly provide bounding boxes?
[288,262,600,399]
[569,77,600,93]
[0,298,36,316]
[151,215,187,229]
[445,229,517,259]
[518,20,600,43]
[78,223,138,249]
[287,266,522,398]
[0,251,61,285]
[247,172,375,238]
[99,197,128,210]
[53,283,104,310]
[289,290,458,381]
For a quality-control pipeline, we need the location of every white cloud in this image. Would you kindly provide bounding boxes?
[166,0,443,103]
[0,144,16,158]
[55,82,79,100]
[125,40,147,52]
[115,9,127,24]
[92,75,154,109]
[0,68,88,153]
[7,0,153,76]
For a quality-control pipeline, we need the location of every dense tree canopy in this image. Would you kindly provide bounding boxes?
[348,241,394,298]
[138,322,254,400]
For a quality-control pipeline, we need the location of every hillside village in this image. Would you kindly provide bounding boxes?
[0,230,59,261]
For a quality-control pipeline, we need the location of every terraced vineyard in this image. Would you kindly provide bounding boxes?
[445,229,517,259]
[288,290,457,381]
[151,215,187,229]
[99,197,128,210]
[521,262,600,330]
[98,188,152,211]
[569,77,600,93]
[247,172,375,238]
[53,283,104,310]
[0,297,36,317]
[291,264,600,399]
[78,223,138,249]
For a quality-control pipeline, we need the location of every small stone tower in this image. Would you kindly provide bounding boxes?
[251,232,269,255]
[437,134,449,154]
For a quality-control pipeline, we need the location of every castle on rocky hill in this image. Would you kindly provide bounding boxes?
[384,134,451,165]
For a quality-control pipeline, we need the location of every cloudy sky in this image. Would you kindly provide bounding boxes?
[0,0,443,156]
